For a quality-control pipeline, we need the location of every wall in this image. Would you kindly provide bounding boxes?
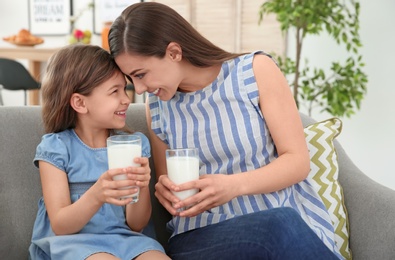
[1,0,282,104]
[288,0,395,190]
[1,0,394,190]
[0,1,29,105]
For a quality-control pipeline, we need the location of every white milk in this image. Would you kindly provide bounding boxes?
[108,144,141,170]
[107,143,141,201]
[167,156,199,200]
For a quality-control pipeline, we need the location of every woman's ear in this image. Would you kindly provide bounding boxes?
[166,42,182,61]
[70,93,87,114]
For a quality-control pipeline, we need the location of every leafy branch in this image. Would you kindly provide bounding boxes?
[259,0,368,117]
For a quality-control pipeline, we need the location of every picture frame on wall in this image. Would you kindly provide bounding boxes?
[93,0,142,35]
[28,0,72,35]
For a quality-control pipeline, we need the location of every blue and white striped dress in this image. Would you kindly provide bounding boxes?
[148,51,340,257]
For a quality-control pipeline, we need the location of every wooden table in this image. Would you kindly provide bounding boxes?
[0,39,63,105]
[0,36,131,105]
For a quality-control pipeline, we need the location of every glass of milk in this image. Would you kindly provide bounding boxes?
[107,134,141,203]
[166,148,199,210]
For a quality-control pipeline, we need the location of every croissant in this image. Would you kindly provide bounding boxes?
[3,29,44,45]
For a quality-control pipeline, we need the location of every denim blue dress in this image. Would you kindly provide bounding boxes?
[29,129,164,259]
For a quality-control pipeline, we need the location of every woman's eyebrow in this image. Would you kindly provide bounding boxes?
[129,68,143,76]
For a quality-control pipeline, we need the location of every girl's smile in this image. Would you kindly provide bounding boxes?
[114,110,127,119]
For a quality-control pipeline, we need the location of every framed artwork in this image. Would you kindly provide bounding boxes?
[28,0,72,35]
[93,0,142,34]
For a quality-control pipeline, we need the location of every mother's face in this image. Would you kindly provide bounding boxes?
[115,51,183,101]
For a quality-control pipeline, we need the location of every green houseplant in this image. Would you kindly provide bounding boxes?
[259,0,368,117]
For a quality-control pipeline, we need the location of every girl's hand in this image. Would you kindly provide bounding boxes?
[93,166,143,206]
[155,175,182,216]
[172,174,239,217]
[126,157,151,189]
[124,157,153,231]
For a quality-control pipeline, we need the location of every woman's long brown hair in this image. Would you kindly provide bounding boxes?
[109,2,245,66]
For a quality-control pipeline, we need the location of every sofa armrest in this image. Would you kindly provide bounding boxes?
[335,140,395,259]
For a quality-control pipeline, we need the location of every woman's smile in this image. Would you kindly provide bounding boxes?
[152,88,160,95]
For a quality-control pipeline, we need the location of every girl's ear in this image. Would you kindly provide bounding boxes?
[166,42,182,61]
[70,93,87,114]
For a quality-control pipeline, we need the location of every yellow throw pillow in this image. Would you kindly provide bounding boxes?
[304,118,351,260]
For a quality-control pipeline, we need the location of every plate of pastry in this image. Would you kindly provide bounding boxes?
[3,29,44,46]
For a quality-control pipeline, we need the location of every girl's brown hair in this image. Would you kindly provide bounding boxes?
[108,2,244,66]
[41,44,121,133]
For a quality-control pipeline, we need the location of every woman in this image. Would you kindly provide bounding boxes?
[109,2,342,259]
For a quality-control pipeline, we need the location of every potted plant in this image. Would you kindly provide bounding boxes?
[259,0,368,117]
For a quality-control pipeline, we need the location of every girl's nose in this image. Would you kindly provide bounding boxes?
[122,90,132,105]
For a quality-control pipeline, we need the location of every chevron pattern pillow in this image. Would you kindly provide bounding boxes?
[304,118,351,260]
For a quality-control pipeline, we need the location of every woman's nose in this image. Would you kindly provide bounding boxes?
[133,81,146,95]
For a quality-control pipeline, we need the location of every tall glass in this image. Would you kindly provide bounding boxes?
[166,148,199,202]
[107,134,141,203]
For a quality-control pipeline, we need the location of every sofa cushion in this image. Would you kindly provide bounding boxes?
[304,118,351,259]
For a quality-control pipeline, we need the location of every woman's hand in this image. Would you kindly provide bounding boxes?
[179,174,240,217]
[156,173,240,217]
[155,174,182,216]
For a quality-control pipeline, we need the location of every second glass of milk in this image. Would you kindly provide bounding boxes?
[166,148,199,206]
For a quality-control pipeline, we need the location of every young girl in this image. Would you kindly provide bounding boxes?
[109,2,342,259]
[29,44,170,260]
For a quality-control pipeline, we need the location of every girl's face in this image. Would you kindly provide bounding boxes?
[83,71,130,130]
[115,52,182,101]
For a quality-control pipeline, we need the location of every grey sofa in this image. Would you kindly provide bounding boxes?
[1,104,394,259]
